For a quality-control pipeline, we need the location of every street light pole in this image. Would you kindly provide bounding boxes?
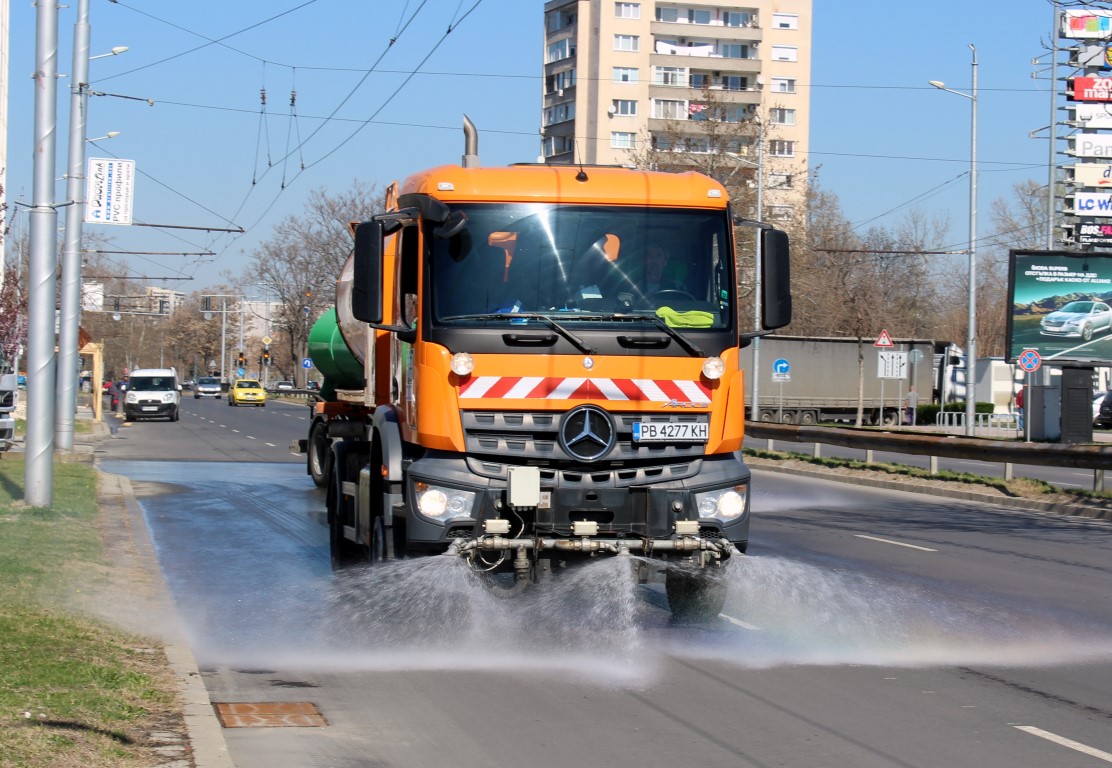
[55,0,89,450]
[929,43,978,437]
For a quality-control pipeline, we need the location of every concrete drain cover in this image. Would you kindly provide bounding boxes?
[214,702,326,728]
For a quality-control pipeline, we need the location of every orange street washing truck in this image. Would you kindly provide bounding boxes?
[299,118,791,620]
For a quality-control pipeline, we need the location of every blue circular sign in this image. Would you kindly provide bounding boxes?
[773,358,790,374]
[1018,349,1041,373]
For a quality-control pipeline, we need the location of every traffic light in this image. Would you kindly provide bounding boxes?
[262,348,270,366]
[237,351,245,368]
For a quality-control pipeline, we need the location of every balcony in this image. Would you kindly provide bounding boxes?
[650,50,761,75]
[651,20,762,44]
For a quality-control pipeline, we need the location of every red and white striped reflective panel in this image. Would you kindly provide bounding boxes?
[458,377,712,402]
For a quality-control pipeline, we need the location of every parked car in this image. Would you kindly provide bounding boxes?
[228,379,267,407]
[193,376,223,399]
[275,380,295,391]
[1095,390,1112,429]
[1039,300,1112,340]
[306,380,320,392]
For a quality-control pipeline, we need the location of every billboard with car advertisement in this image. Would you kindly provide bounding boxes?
[1007,250,1112,364]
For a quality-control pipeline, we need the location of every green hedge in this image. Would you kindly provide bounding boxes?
[916,401,996,422]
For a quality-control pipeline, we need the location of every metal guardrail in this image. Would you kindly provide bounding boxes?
[745,421,1112,492]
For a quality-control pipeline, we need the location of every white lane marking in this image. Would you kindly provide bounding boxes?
[247,435,256,440]
[265,443,276,447]
[1014,726,1112,763]
[854,534,937,552]
[232,429,240,434]
[719,613,762,631]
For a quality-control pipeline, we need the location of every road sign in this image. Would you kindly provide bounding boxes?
[874,329,894,348]
[1018,348,1042,373]
[262,336,272,346]
[302,358,313,369]
[908,349,924,364]
[772,357,790,382]
[237,367,245,378]
[878,351,908,379]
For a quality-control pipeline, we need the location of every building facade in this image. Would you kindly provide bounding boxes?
[542,0,811,219]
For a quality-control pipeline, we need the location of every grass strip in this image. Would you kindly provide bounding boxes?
[0,458,182,768]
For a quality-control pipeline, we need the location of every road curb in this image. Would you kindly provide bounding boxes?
[746,457,1112,521]
[108,472,235,767]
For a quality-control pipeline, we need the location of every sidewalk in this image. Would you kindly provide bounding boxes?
[77,407,236,768]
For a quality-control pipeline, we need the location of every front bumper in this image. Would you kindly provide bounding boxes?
[124,401,176,418]
[401,450,751,553]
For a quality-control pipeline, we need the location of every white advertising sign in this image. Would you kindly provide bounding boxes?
[1062,9,1112,40]
[1072,103,1112,129]
[1069,134,1112,158]
[1070,163,1112,188]
[1071,191,1112,217]
[84,157,135,225]
[81,281,104,313]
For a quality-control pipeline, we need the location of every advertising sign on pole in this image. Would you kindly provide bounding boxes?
[1076,220,1112,246]
[84,158,136,225]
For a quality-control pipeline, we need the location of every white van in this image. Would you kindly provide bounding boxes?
[122,368,181,422]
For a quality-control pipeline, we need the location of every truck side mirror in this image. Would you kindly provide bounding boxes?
[352,220,385,324]
[760,227,792,331]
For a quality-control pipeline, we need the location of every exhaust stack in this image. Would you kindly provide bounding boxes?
[462,114,479,168]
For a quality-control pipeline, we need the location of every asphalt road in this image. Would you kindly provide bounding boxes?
[95,408,1112,768]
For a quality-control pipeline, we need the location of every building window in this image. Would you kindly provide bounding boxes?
[546,9,574,32]
[655,7,678,22]
[543,135,574,157]
[720,75,748,91]
[614,34,640,51]
[653,99,686,119]
[768,173,794,189]
[612,99,637,116]
[769,140,795,157]
[690,73,710,89]
[613,67,639,83]
[724,11,751,27]
[688,9,711,25]
[615,2,640,19]
[547,39,573,63]
[772,13,799,30]
[771,45,798,62]
[654,66,686,86]
[546,68,576,94]
[544,101,576,126]
[719,43,749,59]
[769,107,796,125]
[771,77,797,93]
[611,131,636,149]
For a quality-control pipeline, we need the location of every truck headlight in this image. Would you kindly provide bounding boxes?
[415,482,476,521]
[694,485,748,521]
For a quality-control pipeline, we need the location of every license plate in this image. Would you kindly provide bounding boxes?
[633,422,708,442]
[142,406,157,412]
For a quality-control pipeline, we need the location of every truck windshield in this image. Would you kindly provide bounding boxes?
[429,204,734,330]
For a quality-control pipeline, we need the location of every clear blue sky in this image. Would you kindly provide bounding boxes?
[2,0,1063,291]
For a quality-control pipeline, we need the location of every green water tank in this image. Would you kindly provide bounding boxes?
[307,308,364,398]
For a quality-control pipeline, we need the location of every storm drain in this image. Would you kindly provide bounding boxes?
[213,702,327,728]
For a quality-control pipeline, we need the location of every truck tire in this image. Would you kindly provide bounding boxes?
[308,421,330,489]
[759,410,777,423]
[880,409,899,426]
[797,410,817,426]
[327,443,363,570]
[779,411,796,424]
[665,565,727,622]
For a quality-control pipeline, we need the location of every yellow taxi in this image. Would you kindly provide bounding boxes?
[228,378,267,407]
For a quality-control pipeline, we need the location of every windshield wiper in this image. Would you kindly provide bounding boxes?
[441,313,594,354]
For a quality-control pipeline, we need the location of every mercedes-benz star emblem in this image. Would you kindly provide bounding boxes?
[559,405,616,462]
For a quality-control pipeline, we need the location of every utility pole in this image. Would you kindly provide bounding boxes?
[56,0,89,451]
[25,0,60,506]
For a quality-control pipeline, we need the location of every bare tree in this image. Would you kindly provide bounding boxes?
[248,181,383,384]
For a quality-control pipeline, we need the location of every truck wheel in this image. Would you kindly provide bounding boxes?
[880,409,899,426]
[308,422,329,489]
[665,566,727,622]
[797,411,817,426]
[759,410,777,423]
[327,444,363,570]
[779,411,796,424]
